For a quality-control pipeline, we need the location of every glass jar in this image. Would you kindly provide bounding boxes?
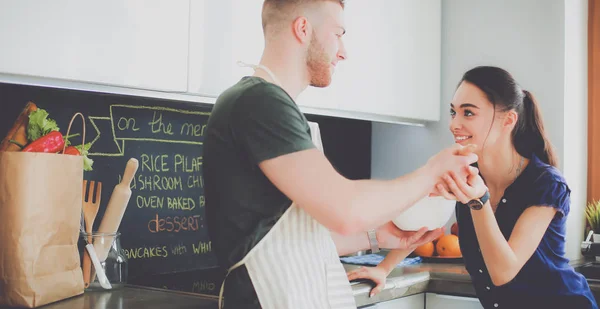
[78,232,128,291]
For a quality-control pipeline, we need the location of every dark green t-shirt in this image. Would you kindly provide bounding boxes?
[204,77,315,307]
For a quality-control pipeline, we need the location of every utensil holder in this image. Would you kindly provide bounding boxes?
[78,232,128,291]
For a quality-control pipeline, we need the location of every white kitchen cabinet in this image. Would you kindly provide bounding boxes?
[361,294,424,308]
[425,293,484,309]
[0,0,189,92]
[191,0,441,124]
[0,0,441,124]
[188,0,265,97]
[297,0,442,124]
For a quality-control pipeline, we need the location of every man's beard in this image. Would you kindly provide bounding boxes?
[307,33,332,88]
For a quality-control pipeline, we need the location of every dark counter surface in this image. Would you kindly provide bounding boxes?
[0,286,219,309]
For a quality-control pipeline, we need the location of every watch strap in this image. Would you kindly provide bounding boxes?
[468,190,489,210]
[479,190,490,205]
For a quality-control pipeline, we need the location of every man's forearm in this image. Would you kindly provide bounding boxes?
[343,166,437,232]
[331,231,370,256]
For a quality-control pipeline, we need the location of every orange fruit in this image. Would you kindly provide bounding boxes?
[433,232,444,243]
[436,235,462,257]
[414,241,435,257]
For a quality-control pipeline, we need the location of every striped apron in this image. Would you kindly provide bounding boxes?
[218,122,356,309]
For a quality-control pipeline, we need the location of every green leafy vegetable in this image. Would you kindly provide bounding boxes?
[75,143,94,171]
[63,133,80,147]
[27,109,59,142]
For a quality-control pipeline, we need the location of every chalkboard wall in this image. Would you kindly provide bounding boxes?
[0,82,371,285]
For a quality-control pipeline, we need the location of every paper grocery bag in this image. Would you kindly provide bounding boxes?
[0,151,85,308]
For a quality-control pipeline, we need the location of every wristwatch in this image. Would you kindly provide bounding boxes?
[467,190,490,210]
[367,229,380,254]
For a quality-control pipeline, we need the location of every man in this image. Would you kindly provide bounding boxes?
[204,1,477,308]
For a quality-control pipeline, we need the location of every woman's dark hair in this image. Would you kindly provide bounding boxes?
[459,66,558,167]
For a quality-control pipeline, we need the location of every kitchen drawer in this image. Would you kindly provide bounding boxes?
[426,293,483,309]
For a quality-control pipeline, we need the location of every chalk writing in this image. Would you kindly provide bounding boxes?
[137,195,164,209]
[149,112,174,135]
[141,154,170,172]
[174,155,202,173]
[148,214,202,233]
[192,241,212,255]
[192,280,217,293]
[133,174,183,191]
[171,243,188,256]
[187,175,203,189]
[110,105,209,144]
[125,245,169,259]
[167,197,196,211]
[117,117,140,132]
[180,122,207,137]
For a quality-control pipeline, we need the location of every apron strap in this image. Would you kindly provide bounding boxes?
[218,258,247,309]
[237,61,283,88]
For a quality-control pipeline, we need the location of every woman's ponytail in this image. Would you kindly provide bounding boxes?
[513,90,558,167]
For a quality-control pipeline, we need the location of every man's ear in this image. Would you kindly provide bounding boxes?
[504,110,519,131]
[292,16,311,44]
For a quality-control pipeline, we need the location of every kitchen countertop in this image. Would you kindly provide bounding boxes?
[0,286,219,309]
[345,260,475,307]
[347,257,599,308]
[1,259,596,309]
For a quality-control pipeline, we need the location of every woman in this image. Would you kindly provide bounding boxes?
[347,66,597,308]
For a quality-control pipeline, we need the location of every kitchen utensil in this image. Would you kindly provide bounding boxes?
[85,244,112,289]
[82,180,102,288]
[392,196,455,231]
[95,158,138,261]
[78,232,127,291]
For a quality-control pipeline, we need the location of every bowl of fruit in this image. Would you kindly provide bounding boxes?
[413,222,462,262]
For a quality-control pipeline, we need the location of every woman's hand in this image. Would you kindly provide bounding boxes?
[437,168,488,204]
[347,266,389,297]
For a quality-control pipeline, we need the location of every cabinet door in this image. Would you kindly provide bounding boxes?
[425,293,483,309]
[188,0,264,97]
[0,0,190,92]
[298,0,442,123]
[368,294,424,308]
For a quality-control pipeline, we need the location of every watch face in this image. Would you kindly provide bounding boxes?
[468,200,483,210]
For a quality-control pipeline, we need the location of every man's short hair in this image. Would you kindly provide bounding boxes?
[262,0,345,33]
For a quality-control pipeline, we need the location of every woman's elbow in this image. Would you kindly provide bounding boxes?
[490,271,517,287]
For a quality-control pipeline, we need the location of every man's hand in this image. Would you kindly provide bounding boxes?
[376,222,444,250]
[428,144,478,198]
[437,168,488,204]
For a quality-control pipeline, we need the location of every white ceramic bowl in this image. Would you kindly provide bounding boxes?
[392,196,456,231]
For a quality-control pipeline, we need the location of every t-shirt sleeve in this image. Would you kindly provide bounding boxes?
[530,176,571,218]
[231,84,315,164]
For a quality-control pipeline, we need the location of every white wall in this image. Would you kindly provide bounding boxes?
[563,0,588,260]
[372,0,588,260]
